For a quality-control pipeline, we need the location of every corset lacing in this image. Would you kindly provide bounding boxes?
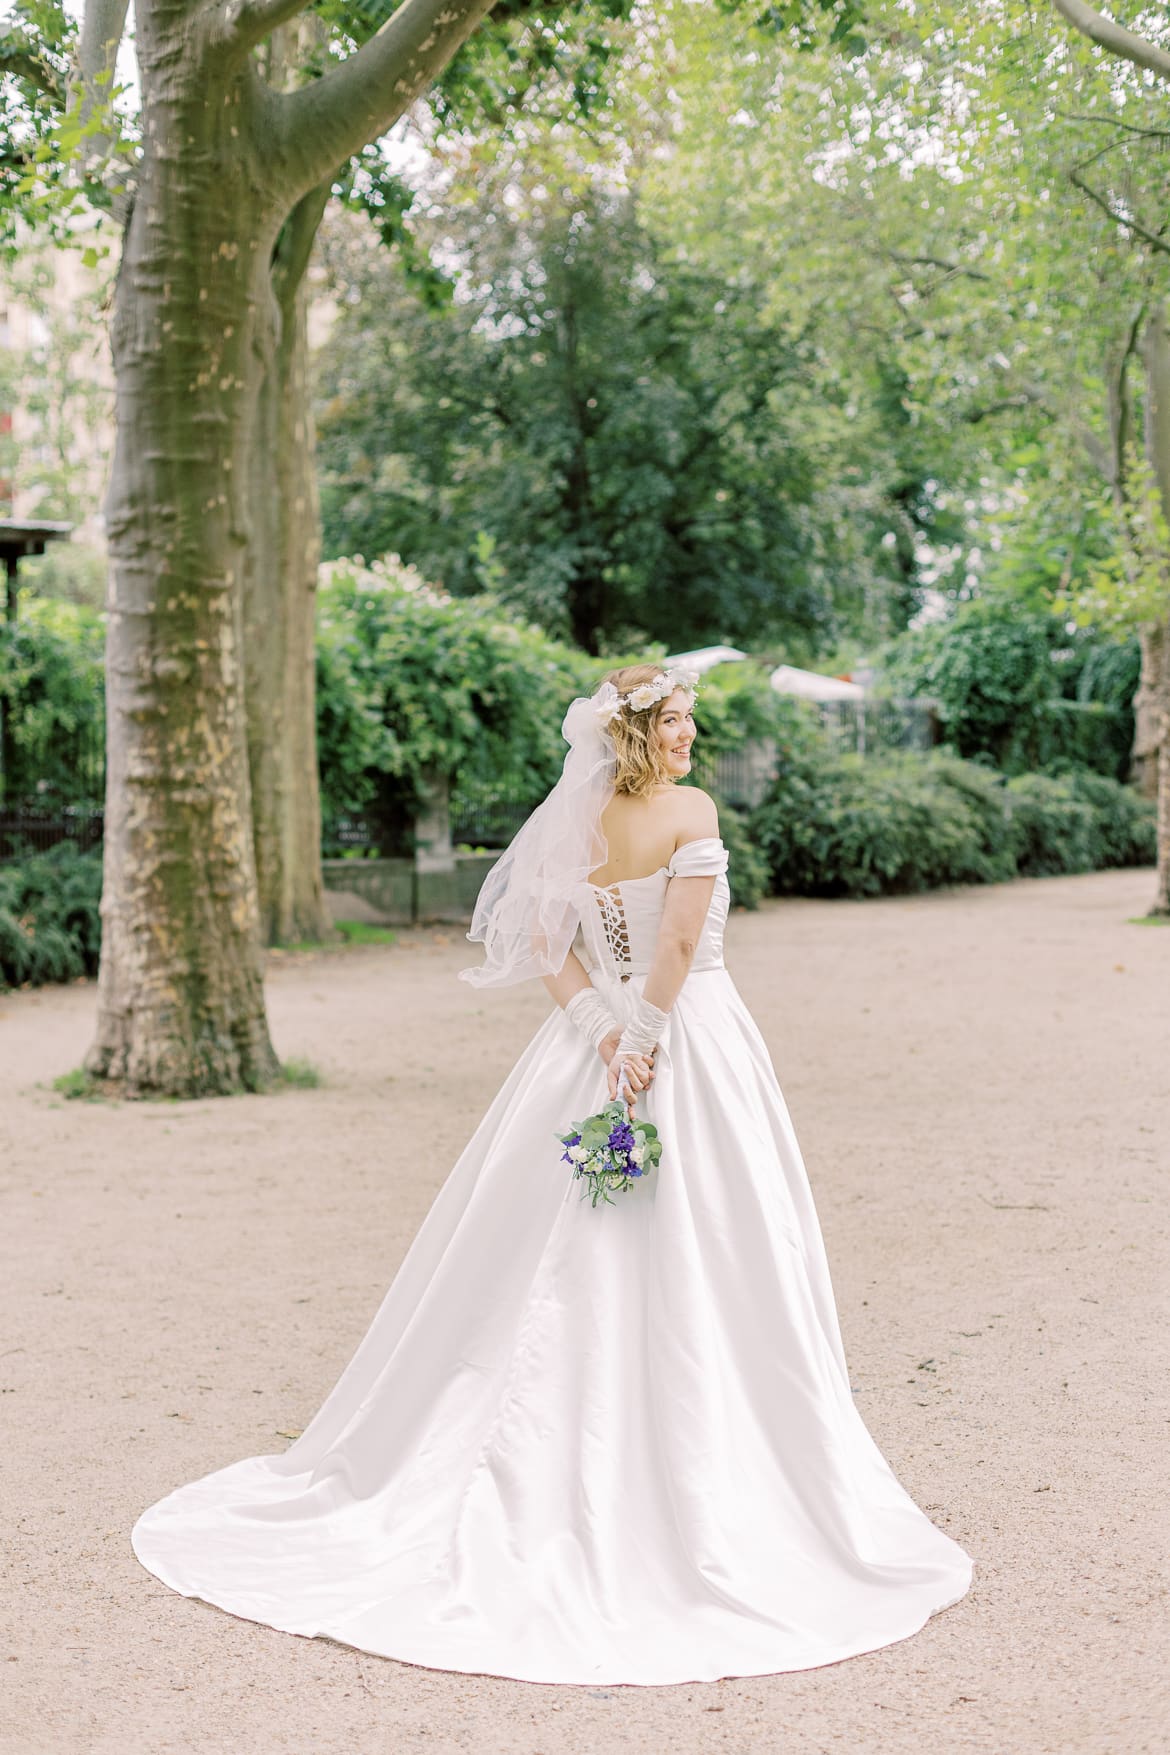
[594,888,633,982]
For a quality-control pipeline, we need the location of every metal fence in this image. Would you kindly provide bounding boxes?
[0,802,104,862]
[0,701,940,865]
[817,697,938,758]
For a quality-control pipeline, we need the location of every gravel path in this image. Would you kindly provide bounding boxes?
[2,869,1167,1755]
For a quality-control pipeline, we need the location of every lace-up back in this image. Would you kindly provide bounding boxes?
[580,836,730,982]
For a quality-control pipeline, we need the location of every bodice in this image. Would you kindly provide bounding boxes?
[577,836,730,983]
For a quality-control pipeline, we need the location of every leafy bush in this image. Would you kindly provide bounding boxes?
[0,600,105,802]
[0,845,102,990]
[316,556,595,851]
[751,750,1153,900]
[712,800,769,910]
[881,599,1138,779]
[1002,774,1095,877]
[1006,769,1155,876]
[1056,766,1157,867]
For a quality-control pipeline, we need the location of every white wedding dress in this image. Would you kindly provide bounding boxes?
[132,836,973,1685]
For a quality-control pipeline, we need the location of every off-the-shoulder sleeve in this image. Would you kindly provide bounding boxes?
[666,836,729,879]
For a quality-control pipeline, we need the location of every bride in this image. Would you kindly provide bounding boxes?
[132,662,973,1687]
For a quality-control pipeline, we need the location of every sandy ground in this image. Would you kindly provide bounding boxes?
[1,869,1168,1755]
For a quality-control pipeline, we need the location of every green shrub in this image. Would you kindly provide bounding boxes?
[1004,773,1097,877]
[712,800,769,910]
[316,556,596,852]
[1046,765,1157,868]
[0,600,105,803]
[0,844,103,990]
[880,599,1138,778]
[751,750,1153,899]
[1005,768,1155,876]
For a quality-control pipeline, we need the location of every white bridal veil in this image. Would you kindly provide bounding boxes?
[458,689,619,989]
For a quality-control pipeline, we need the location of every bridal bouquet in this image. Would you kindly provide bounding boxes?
[557,1101,663,1208]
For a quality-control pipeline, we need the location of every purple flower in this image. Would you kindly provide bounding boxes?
[607,1121,636,1153]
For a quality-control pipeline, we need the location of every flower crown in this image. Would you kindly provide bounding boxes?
[593,666,700,728]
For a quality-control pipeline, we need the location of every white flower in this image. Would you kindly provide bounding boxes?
[588,667,699,724]
[568,1145,587,1165]
[629,678,670,711]
[631,1146,645,1167]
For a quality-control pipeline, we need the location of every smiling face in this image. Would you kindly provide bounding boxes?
[652,689,697,781]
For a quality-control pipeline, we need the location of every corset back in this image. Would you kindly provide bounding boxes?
[579,836,730,983]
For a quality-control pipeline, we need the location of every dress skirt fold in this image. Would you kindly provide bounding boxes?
[132,952,973,1686]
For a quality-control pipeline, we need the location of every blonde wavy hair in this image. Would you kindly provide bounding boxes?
[602,663,696,799]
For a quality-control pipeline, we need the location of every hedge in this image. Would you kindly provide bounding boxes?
[751,752,1154,900]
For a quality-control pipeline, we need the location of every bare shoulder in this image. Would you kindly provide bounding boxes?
[670,785,720,842]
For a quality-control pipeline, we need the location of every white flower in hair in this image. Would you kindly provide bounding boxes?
[592,681,623,725]
[590,666,699,723]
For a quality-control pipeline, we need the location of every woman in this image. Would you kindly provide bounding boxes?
[132,663,973,1686]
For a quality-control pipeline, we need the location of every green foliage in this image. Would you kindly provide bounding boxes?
[51,1066,101,1100]
[334,919,398,946]
[1007,768,1156,877]
[0,598,105,801]
[316,187,902,655]
[712,801,770,911]
[881,601,1137,779]
[315,556,595,849]
[279,1057,323,1089]
[0,843,102,989]
[751,750,1153,900]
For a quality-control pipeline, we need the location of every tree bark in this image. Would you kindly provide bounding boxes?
[1140,304,1170,912]
[244,182,331,945]
[85,0,498,1093]
[86,40,282,1093]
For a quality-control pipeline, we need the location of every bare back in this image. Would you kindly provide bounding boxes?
[588,786,718,889]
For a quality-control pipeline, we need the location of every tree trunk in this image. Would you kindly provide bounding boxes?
[86,50,280,1094]
[85,0,499,1090]
[1140,304,1170,913]
[244,190,331,945]
[1131,622,1163,800]
[1154,661,1170,914]
[242,21,331,946]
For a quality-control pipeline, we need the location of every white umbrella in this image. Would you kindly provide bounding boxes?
[770,664,866,702]
[664,645,748,675]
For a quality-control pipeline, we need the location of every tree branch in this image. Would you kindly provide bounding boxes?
[1056,109,1170,140]
[1107,303,1145,504]
[960,391,1048,424]
[886,250,991,283]
[78,0,129,90]
[273,178,333,323]
[1070,167,1170,256]
[268,0,499,204]
[0,41,64,102]
[75,0,130,162]
[219,0,317,60]
[1049,0,1170,83]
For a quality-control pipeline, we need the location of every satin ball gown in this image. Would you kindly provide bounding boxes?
[132,835,973,1685]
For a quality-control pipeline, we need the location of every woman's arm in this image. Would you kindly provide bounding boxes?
[542,952,655,1090]
[606,791,720,1100]
[540,949,593,1012]
[641,873,718,1015]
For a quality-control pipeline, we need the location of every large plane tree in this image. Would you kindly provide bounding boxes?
[48,0,500,1094]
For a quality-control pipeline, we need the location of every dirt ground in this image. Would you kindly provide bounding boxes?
[1,869,1167,1755]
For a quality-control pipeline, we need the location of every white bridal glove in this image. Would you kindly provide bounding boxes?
[616,995,670,1059]
[564,987,620,1052]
